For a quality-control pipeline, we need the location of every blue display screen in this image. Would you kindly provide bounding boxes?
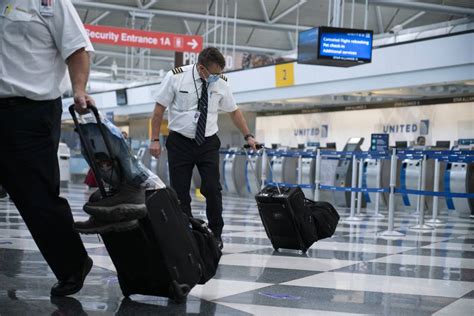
[458,139,474,145]
[319,31,372,61]
[370,133,389,151]
[297,26,373,67]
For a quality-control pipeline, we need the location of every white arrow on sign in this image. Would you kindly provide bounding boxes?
[187,38,198,50]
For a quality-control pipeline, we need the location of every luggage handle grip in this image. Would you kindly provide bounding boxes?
[69,104,117,160]
[243,144,264,150]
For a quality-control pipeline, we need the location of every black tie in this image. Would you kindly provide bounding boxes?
[195,79,208,145]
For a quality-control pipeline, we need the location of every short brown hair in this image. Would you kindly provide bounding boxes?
[198,47,226,69]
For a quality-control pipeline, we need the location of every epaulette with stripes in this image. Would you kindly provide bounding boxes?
[171,67,183,75]
[219,74,228,82]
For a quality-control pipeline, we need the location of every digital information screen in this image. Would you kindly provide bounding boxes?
[459,139,474,146]
[370,133,389,151]
[298,26,373,67]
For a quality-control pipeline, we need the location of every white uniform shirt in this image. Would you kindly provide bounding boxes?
[0,0,93,100]
[154,64,238,139]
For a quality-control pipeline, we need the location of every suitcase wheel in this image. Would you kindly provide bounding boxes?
[272,246,279,252]
[169,281,190,303]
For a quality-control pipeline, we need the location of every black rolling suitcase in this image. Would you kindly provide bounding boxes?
[255,185,318,253]
[246,145,339,253]
[70,105,203,302]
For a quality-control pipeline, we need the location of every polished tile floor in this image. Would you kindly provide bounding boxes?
[0,184,473,315]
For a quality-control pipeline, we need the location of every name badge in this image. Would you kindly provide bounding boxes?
[193,111,200,123]
[2,4,13,16]
[39,0,54,17]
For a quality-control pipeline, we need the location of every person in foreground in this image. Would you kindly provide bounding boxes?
[0,0,93,297]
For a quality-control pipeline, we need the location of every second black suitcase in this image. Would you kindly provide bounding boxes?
[100,221,176,299]
[145,188,203,290]
[101,188,203,302]
[255,185,318,253]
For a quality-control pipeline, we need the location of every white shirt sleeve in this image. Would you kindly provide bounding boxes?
[219,81,238,112]
[154,71,175,108]
[46,0,94,61]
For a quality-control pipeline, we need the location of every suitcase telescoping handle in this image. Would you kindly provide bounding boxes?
[69,104,117,198]
[242,144,282,195]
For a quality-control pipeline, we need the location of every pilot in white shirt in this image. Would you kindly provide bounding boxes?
[154,63,238,139]
[150,47,258,249]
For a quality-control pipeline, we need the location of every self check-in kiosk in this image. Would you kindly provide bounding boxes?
[268,147,287,184]
[299,147,317,198]
[222,147,240,195]
[334,137,365,208]
[222,147,260,197]
[242,148,263,197]
[363,158,388,210]
[362,134,390,210]
[444,139,474,217]
[397,146,435,213]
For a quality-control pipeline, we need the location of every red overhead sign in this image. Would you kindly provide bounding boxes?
[84,24,203,53]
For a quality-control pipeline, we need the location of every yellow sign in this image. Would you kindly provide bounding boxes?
[275,63,294,87]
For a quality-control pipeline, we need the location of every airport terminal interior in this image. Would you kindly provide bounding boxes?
[1,0,474,315]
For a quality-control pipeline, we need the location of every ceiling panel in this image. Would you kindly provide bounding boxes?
[72,0,474,110]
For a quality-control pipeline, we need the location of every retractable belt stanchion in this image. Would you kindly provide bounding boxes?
[356,157,364,217]
[380,148,405,238]
[297,154,303,188]
[426,158,446,226]
[260,148,268,190]
[411,155,434,231]
[412,156,423,217]
[346,154,363,222]
[373,158,385,218]
[314,149,321,201]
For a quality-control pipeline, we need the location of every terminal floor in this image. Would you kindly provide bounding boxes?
[0,184,473,315]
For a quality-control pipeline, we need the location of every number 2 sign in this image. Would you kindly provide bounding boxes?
[275,63,294,87]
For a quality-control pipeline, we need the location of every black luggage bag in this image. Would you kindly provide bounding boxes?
[248,145,339,253]
[255,185,318,253]
[70,105,204,302]
[145,188,221,285]
[255,186,340,253]
[101,187,220,301]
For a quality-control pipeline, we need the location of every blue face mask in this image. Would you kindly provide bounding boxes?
[201,65,220,84]
[207,74,219,84]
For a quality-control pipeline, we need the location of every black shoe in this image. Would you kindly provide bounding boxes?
[51,256,93,297]
[83,184,147,222]
[74,216,139,235]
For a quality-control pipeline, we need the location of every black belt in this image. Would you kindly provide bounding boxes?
[169,130,217,141]
[0,97,29,106]
[0,96,60,106]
